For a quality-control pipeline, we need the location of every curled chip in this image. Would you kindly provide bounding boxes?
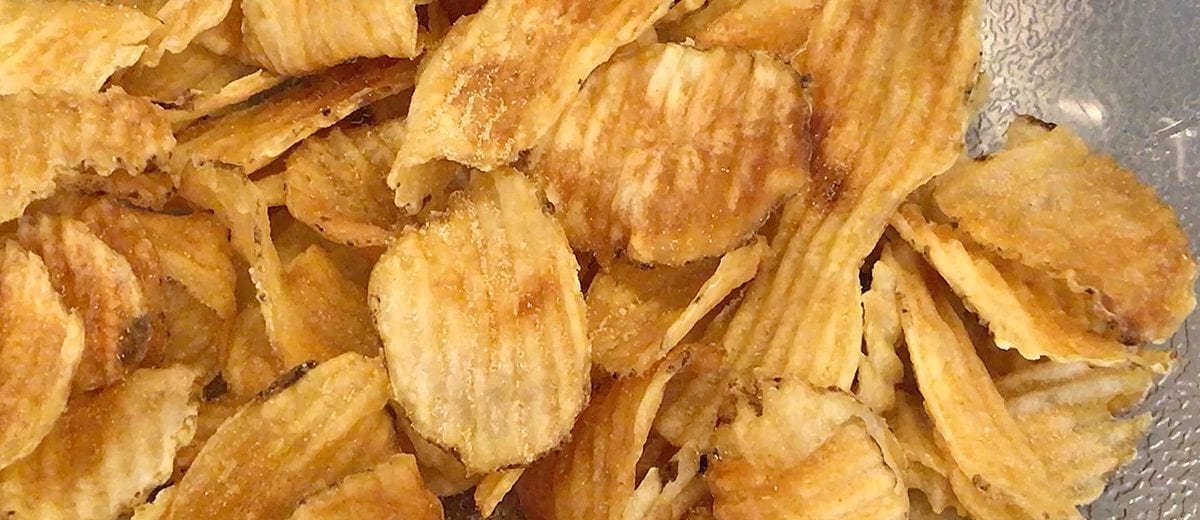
[395,0,672,170]
[475,469,525,518]
[0,367,199,520]
[885,239,1078,520]
[0,0,158,94]
[167,70,285,128]
[114,43,255,104]
[242,0,420,75]
[890,204,1167,372]
[18,214,155,391]
[886,392,959,516]
[371,168,590,473]
[288,454,442,520]
[396,416,481,497]
[653,310,736,448]
[857,257,905,412]
[588,239,764,375]
[284,245,382,359]
[132,0,232,68]
[517,359,678,520]
[0,242,85,469]
[930,118,1197,344]
[660,0,821,65]
[0,89,174,223]
[193,0,255,63]
[626,445,709,520]
[163,353,398,519]
[175,58,417,173]
[527,43,809,264]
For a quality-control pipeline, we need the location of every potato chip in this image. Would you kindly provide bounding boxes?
[371,168,590,473]
[175,58,417,173]
[395,0,673,171]
[997,361,1157,416]
[271,210,382,287]
[475,469,525,518]
[626,445,708,520]
[930,118,1197,344]
[516,359,678,520]
[857,256,904,412]
[242,0,420,75]
[0,242,85,469]
[395,416,481,497]
[0,89,174,223]
[657,0,705,24]
[0,367,199,520]
[288,454,442,520]
[130,486,175,520]
[131,0,232,68]
[652,310,737,448]
[162,353,398,519]
[172,395,239,476]
[133,209,237,319]
[885,239,1079,520]
[155,281,226,375]
[0,0,159,94]
[58,170,177,211]
[660,0,821,65]
[18,214,155,390]
[193,0,255,63]
[527,43,808,264]
[221,303,284,398]
[588,239,764,376]
[167,70,286,128]
[114,43,254,103]
[284,245,381,358]
[910,492,967,520]
[886,392,958,516]
[890,204,1167,372]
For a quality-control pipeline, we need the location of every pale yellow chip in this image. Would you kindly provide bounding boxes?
[284,245,381,359]
[930,118,1197,344]
[167,70,286,128]
[396,416,481,497]
[526,43,809,264]
[885,239,1078,520]
[587,239,764,375]
[626,445,709,520]
[857,256,904,412]
[0,90,174,223]
[475,468,525,518]
[114,43,254,104]
[175,58,417,174]
[371,168,590,473]
[890,204,1167,372]
[885,392,959,516]
[161,353,398,519]
[660,0,821,65]
[221,303,284,398]
[997,361,1158,416]
[516,360,678,520]
[0,242,85,469]
[132,0,232,68]
[395,0,673,170]
[172,395,239,476]
[288,454,443,520]
[18,214,154,391]
[193,0,255,63]
[242,0,420,75]
[0,0,159,94]
[0,367,198,520]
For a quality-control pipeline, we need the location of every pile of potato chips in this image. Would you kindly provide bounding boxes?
[0,0,1194,518]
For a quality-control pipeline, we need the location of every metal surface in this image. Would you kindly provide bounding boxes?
[969,1,1200,517]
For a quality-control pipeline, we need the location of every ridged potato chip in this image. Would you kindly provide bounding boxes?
[120,208,237,320]
[167,70,285,128]
[221,303,283,398]
[58,170,177,211]
[858,256,904,412]
[172,395,239,475]
[652,310,737,448]
[0,242,85,470]
[162,353,398,519]
[371,168,590,473]
[271,210,381,287]
[395,416,480,497]
[886,392,959,516]
[155,281,226,375]
[526,43,809,264]
[0,0,159,94]
[18,214,155,391]
[660,0,821,65]
[588,239,764,376]
[475,469,525,518]
[284,245,381,358]
[193,0,255,63]
[626,445,708,520]
[114,43,254,103]
[886,239,1079,520]
[930,118,1196,344]
[288,454,442,520]
[242,0,420,75]
[0,367,199,520]
[395,0,672,170]
[175,58,417,173]
[131,0,232,68]
[0,90,174,223]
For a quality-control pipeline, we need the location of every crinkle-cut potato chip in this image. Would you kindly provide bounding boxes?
[714,0,980,393]
[475,469,524,518]
[395,0,673,171]
[371,168,590,473]
[0,367,198,520]
[114,43,254,103]
[886,392,959,516]
[997,361,1157,416]
[129,0,232,68]
[58,170,177,211]
[653,310,736,448]
[527,43,809,265]
[660,0,822,65]
[890,204,1169,373]
[173,395,239,476]
[858,256,904,412]
[626,445,708,520]
[175,58,417,173]
[221,303,284,398]
[588,239,764,376]
[193,0,255,63]
[242,0,420,75]
[288,454,442,520]
[0,89,174,223]
[0,242,85,470]
[284,245,381,358]
[929,118,1197,344]
[167,70,285,128]
[154,281,226,375]
[0,0,159,94]
[126,209,237,319]
[18,214,155,391]
[885,239,1080,520]
[517,359,678,520]
[162,353,398,519]
[396,416,481,497]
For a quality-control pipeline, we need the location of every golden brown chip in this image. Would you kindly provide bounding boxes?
[134,210,237,319]
[0,0,159,94]
[284,245,381,358]
[527,43,808,264]
[167,70,285,127]
[131,486,175,520]
[857,256,904,412]
[395,0,673,171]
[242,0,420,75]
[132,0,232,67]
[371,168,590,473]
[0,90,174,223]
[172,395,239,475]
[930,118,1197,344]
[288,454,443,520]
[886,392,959,516]
[0,242,85,469]
[175,58,417,173]
[396,416,481,497]
[114,43,255,103]
[193,0,255,63]
[997,361,1157,416]
[221,303,284,398]
[660,0,821,65]
[155,281,226,375]
[0,367,199,519]
[588,239,763,376]
[162,353,398,519]
[886,239,1079,519]
[57,170,177,211]
[271,210,381,287]
[475,469,525,518]
[18,214,154,390]
[652,310,737,448]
